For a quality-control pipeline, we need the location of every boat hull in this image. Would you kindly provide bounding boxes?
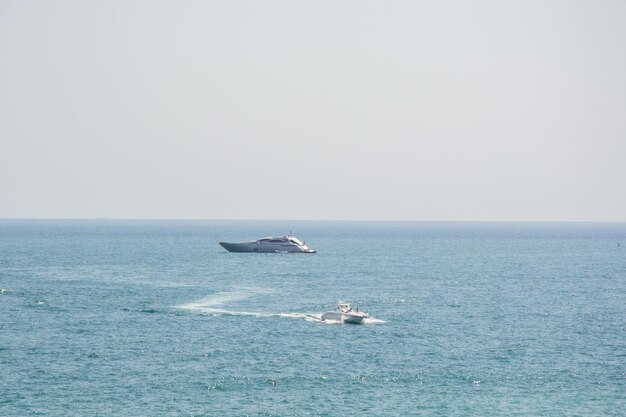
[219,242,315,253]
[321,311,365,324]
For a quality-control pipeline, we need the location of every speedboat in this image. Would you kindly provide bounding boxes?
[218,235,316,253]
[321,302,368,324]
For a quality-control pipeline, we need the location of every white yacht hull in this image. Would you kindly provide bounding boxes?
[219,236,315,253]
[321,311,366,324]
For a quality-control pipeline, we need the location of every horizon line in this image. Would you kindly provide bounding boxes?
[1,217,626,224]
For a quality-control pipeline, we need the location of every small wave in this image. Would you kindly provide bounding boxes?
[153,281,198,288]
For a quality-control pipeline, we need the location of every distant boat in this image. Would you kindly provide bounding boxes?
[321,302,368,324]
[219,235,316,253]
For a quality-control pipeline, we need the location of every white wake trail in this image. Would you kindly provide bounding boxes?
[176,291,385,324]
[176,287,270,315]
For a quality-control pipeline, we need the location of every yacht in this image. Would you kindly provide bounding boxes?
[218,235,316,253]
[321,302,368,324]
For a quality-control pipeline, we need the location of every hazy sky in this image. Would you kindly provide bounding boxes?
[1,0,625,221]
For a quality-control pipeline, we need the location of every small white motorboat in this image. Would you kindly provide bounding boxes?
[219,234,316,253]
[321,302,368,324]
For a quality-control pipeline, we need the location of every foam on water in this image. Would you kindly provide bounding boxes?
[278,312,323,322]
[179,297,320,321]
[176,287,271,314]
[362,317,386,324]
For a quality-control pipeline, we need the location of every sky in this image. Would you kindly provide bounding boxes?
[1,0,625,221]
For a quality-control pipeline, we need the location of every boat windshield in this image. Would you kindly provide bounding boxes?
[288,237,304,245]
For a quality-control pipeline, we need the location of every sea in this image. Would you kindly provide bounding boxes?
[1,220,624,416]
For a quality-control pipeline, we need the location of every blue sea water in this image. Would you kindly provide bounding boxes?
[1,220,625,416]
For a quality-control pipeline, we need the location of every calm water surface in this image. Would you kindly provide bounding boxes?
[1,220,625,416]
